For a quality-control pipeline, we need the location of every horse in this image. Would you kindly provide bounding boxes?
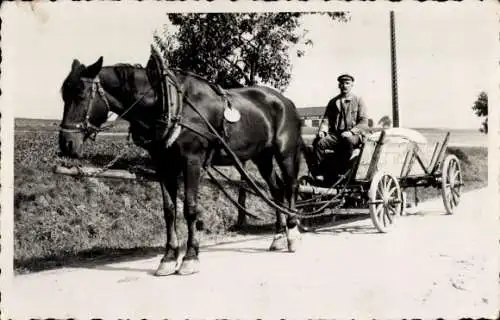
[59,56,304,276]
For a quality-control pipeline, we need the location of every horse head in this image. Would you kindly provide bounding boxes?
[59,57,110,158]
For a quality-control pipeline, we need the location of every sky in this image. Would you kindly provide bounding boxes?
[2,2,497,129]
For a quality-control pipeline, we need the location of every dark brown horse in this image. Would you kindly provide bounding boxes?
[59,56,303,275]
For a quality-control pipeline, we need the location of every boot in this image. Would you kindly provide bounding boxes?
[303,145,320,176]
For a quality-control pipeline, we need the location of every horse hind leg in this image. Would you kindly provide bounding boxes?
[231,161,248,231]
[252,153,287,251]
[269,173,288,251]
[275,146,302,253]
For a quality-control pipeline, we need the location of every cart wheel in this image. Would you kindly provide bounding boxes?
[441,154,462,214]
[369,172,402,233]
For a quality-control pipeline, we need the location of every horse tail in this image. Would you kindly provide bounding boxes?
[298,135,307,152]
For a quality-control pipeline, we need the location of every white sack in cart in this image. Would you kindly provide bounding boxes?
[366,128,428,144]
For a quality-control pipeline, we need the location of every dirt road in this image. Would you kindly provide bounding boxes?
[7,188,498,319]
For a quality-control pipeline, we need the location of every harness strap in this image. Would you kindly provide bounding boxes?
[182,96,357,220]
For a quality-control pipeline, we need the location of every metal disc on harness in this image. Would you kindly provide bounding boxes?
[224,107,241,123]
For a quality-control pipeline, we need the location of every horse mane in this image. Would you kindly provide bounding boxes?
[104,64,149,105]
[108,64,216,91]
[171,68,244,91]
[113,63,143,69]
[171,68,213,84]
[109,63,144,80]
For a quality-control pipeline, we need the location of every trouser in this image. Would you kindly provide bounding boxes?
[304,132,361,175]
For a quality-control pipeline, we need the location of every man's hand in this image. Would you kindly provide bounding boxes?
[317,130,327,139]
[341,131,353,139]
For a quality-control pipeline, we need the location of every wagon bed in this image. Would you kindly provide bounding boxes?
[297,128,463,232]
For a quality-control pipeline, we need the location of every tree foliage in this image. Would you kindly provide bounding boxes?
[153,12,349,91]
[367,118,374,128]
[472,91,488,133]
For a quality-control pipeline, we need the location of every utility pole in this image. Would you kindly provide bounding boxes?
[390,11,400,127]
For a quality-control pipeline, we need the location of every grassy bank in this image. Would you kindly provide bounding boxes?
[14,131,273,273]
[14,130,487,273]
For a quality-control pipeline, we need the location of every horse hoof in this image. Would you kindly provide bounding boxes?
[269,233,287,251]
[177,258,200,275]
[155,260,178,276]
[287,226,301,253]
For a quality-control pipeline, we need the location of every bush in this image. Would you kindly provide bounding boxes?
[14,131,273,271]
[447,146,487,183]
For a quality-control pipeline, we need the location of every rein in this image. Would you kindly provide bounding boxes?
[61,70,180,143]
[181,95,351,220]
[64,66,338,220]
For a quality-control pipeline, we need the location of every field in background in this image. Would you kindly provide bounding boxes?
[18,118,487,147]
[301,126,487,147]
[14,119,488,273]
[15,118,130,133]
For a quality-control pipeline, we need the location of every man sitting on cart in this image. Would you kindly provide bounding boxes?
[304,73,369,179]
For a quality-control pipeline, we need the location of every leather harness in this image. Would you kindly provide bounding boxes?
[145,45,236,148]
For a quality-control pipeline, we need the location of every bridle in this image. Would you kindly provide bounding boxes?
[58,64,223,150]
[60,77,111,140]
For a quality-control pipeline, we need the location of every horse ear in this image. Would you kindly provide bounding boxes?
[82,56,103,78]
[71,59,81,70]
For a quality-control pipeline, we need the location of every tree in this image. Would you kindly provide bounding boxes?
[367,118,374,128]
[153,12,348,91]
[152,13,348,229]
[472,91,488,133]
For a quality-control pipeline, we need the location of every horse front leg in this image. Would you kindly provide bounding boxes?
[269,172,288,252]
[155,176,181,276]
[177,155,203,275]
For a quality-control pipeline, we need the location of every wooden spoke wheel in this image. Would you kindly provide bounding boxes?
[441,154,462,214]
[369,172,403,233]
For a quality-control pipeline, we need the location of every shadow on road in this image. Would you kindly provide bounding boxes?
[15,215,407,275]
[15,246,164,274]
[300,215,378,234]
[201,246,273,254]
[405,209,448,216]
[88,264,158,275]
[229,222,276,235]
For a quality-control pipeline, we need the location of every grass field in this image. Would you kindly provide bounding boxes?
[14,119,488,273]
[18,118,487,146]
[15,118,130,133]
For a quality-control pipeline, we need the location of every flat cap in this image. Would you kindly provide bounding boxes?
[337,74,354,82]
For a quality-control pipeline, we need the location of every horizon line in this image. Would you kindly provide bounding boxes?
[14,117,482,131]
